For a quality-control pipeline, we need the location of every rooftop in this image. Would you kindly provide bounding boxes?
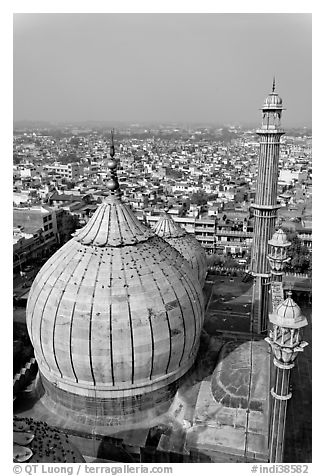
[15,275,271,462]
[13,209,47,235]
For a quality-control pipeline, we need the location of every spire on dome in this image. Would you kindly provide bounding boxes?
[110,129,115,158]
[272,76,276,93]
[106,129,122,198]
[73,128,154,247]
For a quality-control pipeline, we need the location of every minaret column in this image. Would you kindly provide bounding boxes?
[265,293,308,462]
[251,80,285,334]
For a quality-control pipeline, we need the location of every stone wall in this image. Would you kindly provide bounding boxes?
[13,357,38,397]
[39,372,181,427]
[207,266,247,276]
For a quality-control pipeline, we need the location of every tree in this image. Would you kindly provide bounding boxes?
[282,228,311,274]
[57,213,79,244]
[223,256,240,268]
[207,193,218,201]
[13,153,22,165]
[207,254,224,267]
[189,190,208,206]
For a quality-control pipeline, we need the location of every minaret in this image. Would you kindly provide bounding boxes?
[268,229,291,283]
[267,228,291,311]
[251,79,285,334]
[265,292,308,462]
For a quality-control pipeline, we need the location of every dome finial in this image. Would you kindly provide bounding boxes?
[106,129,121,197]
[272,76,276,93]
[110,129,115,158]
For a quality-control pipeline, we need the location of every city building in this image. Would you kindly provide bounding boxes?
[145,213,253,256]
[13,206,58,269]
[44,163,81,181]
[13,205,80,270]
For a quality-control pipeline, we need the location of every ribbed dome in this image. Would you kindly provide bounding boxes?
[269,293,308,329]
[277,297,301,319]
[26,194,204,423]
[211,340,269,411]
[154,212,185,239]
[74,198,153,246]
[263,92,283,109]
[153,213,207,288]
[268,229,291,247]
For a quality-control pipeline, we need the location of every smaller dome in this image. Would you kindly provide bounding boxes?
[270,293,308,329]
[211,340,269,411]
[262,79,283,109]
[264,92,283,108]
[277,297,301,319]
[153,212,207,288]
[263,91,282,109]
[268,228,291,247]
[154,212,185,239]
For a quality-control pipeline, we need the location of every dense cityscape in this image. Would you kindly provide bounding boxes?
[13,123,312,277]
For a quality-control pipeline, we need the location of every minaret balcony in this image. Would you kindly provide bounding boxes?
[256,127,285,134]
[266,338,308,369]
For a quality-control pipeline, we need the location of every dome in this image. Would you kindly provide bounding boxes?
[262,78,283,109]
[268,228,291,247]
[269,293,308,329]
[26,189,204,425]
[211,340,269,411]
[153,213,207,288]
[263,92,283,109]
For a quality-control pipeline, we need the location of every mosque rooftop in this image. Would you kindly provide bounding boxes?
[14,271,312,462]
[13,416,84,463]
[14,335,270,462]
[15,273,270,463]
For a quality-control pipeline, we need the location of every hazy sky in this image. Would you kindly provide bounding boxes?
[13,13,312,126]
